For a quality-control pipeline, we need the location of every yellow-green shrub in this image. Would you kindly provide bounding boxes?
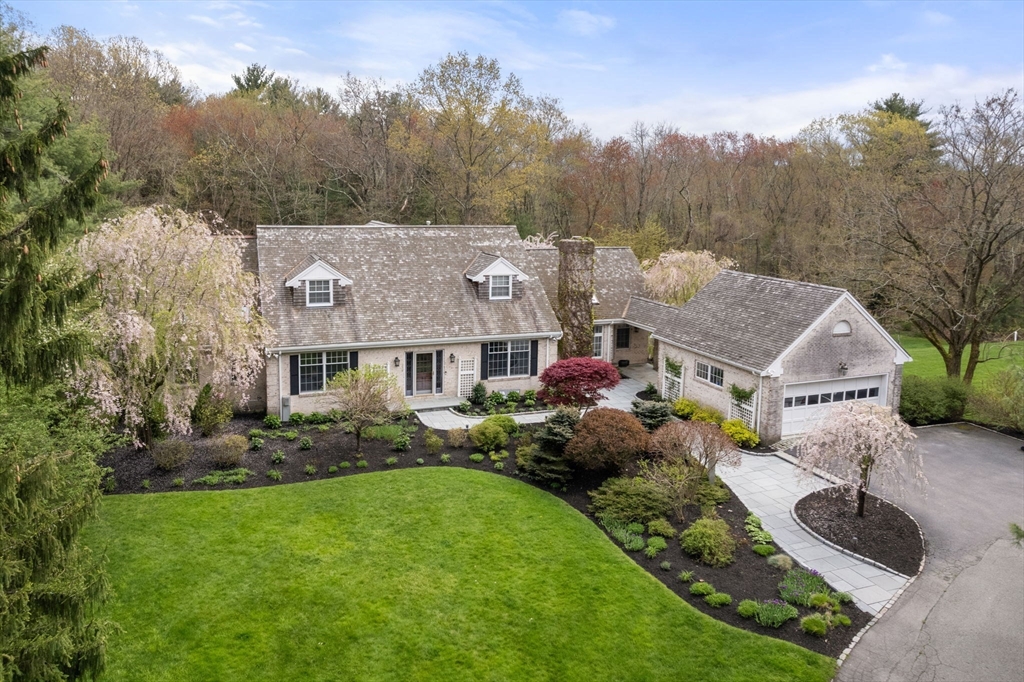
[673,398,699,419]
[721,419,760,447]
[692,406,724,425]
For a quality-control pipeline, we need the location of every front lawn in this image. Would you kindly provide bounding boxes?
[896,335,1022,386]
[85,468,834,682]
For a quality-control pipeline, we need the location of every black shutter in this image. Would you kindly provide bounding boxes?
[530,340,539,376]
[480,343,489,380]
[289,355,300,395]
[349,351,358,370]
[435,350,443,394]
[405,352,413,396]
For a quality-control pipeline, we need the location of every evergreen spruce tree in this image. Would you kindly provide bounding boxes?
[0,42,110,682]
[0,46,108,386]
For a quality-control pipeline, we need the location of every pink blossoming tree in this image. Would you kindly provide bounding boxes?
[642,250,736,306]
[77,207,270,447]
[797,401,922,517]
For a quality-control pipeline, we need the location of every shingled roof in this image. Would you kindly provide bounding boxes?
[523,246,645,322]
[257,225,561,350]
[628,270,847,372]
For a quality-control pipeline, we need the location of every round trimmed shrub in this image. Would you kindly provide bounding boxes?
[673,397,699,419]
[468,420,508,452]
[721,419,760,447]
[737,599,758,618]
[151,440,194,470]
[212,434,248,468]
[704,592,732,608]
[689,581,715,596]
[680,516,736,567]
[483,414,519,436]
[691,406,724,425]
[263,414,282,429]
[753,544,776,557]
[564,408,649,470]
[766,554,794,571]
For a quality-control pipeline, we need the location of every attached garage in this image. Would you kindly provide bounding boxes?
[781,375,887,437]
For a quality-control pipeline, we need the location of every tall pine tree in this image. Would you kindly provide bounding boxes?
[0,41,111,682]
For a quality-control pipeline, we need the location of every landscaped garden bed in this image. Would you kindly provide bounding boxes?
[100,406,870,657]
[794,485,924,576]
[454,385,554,416]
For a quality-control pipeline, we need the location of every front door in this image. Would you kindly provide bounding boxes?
[415,352,433,394]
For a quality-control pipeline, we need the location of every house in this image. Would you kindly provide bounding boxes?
[524,246,650,367]
[253,224,594,419]
[622,270,911,443]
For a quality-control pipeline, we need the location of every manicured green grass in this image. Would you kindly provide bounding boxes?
[895,335,1023,386]
[85,469,834,682]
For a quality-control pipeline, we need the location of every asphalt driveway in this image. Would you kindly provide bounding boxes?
[837,423,1024,682]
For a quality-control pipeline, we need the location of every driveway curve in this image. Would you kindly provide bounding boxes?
[837,423,1024,682]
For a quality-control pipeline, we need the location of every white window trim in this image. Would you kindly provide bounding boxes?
[489,275,512,300]
[488,340,529,378]
[306,279,333,307]
[298,350,349,393]
[695,360,724,388]
[593,325,604,358]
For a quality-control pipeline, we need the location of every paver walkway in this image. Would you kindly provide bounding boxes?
[717,454,910,615]
[416,365,651,430]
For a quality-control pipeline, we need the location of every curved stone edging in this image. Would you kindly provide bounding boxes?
[789,493,913,580]
[445,407,555,421]
[816,493,928,674]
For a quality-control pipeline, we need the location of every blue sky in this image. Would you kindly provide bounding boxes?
[13,1,1024,138]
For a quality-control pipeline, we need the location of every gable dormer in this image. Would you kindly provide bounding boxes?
[284,257,353,308]
[465,252,529,301]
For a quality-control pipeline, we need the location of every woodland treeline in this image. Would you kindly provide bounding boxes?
[17,20,1024,380]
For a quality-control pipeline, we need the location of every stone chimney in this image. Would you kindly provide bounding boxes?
[556,237,596,359]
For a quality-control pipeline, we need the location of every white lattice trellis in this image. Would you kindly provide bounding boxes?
[458,358,476,398]
[730,393,756,429]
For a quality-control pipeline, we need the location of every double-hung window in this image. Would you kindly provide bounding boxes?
[299,350,349,392]
[488,340,529,377]
[306,279,332,306]
[489,275,511,300]
[695,360,724,387]
[592,325,604,358]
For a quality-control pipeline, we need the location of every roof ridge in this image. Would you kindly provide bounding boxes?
[719,269,847,294]
[628,295,678,310]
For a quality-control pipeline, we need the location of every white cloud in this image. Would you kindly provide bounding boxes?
[557,9,615,37]
[233,42,256,52]
[922,10,953,26]
[571,62,1023,139]
[868,54,908,73]
[223,11,262,28]
[187,15,220,28]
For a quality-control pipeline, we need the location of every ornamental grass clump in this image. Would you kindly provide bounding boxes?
[689,581,715,596]
[766,554,794,571]
[778,568,830,607]
[704,592,732,608]
[754,600,800,628]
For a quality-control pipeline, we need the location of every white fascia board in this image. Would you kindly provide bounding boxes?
[267,330,562,354]
[467,258,530,283]
[285,260,353,288]
[764,292,912,377]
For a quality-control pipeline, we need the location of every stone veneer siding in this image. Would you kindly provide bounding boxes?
[266,337,557,417]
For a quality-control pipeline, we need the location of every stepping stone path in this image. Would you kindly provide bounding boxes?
[717,454,910,614]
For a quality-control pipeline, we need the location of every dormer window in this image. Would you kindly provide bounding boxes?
[307,280,332,306]
[285,257,353,309]
[490,275,511,300]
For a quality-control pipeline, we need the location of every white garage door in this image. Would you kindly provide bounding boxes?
[782,375,886,437]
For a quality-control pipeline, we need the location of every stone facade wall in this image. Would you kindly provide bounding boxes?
[267,337,557,417]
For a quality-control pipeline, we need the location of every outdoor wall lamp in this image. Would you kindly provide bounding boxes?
[449,353,456,364]
[838,362,848,377]
[394,357,400,367]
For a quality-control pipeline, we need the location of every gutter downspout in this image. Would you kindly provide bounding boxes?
[755,372,764,434]
[277,352,283,417]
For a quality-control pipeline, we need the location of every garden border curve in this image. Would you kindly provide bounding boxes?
[821,494,927,675]
[446,407,555,422]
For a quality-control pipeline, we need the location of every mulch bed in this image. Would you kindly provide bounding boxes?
[794,485,924,576]
[635,389,660,402]
[100,414,869,658]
